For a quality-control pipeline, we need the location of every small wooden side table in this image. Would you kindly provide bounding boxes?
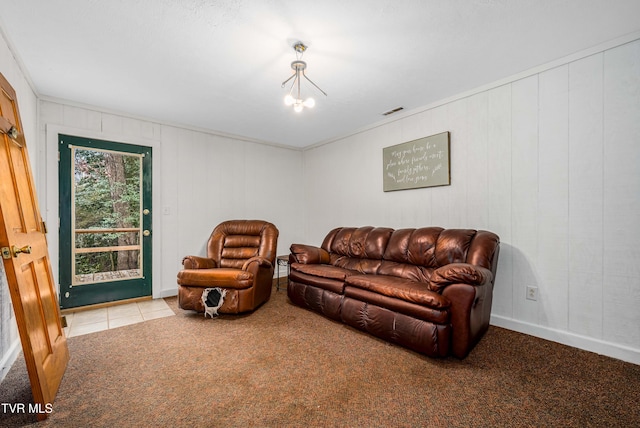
[276,255,289,291]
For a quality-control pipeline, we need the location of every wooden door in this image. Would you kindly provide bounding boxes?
[0,73,69,420]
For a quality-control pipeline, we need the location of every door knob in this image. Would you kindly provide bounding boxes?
[11,245,31,257]
[7,126,19,140]
[143,230,151,237]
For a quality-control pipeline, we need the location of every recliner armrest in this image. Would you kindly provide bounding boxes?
[290,244,330,264]
[182,255,217,269]
[429,263,493,292]
[242,256,273,271]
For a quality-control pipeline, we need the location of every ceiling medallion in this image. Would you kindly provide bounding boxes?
[281,42,327,113]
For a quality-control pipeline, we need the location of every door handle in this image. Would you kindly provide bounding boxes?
[11,245,32,257]
[6,126,19,139]
[143,230,151,237]
[0,116,18,139]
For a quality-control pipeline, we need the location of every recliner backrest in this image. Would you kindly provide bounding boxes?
[207,220,279,269]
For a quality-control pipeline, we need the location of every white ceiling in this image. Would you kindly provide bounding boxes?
[1,1,639,148]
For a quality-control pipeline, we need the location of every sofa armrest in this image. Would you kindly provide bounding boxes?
[434,263,494,358]
[182,256,217,270]
[442,282,493,358]
[429,263,493,293]
[290,244,330,265]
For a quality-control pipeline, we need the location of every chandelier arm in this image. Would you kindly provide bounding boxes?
[302,71,327,97]
[281,73,296,88]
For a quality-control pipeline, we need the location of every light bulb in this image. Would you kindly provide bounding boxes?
[303,98,315,108]
[284,94,295,106]
[294,103,303,113]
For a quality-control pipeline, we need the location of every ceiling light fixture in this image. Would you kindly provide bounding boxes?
[281,42,326,113]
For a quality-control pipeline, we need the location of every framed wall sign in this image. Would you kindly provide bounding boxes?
[383,131,450,192]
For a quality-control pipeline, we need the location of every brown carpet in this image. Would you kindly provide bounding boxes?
[1,288,639,427]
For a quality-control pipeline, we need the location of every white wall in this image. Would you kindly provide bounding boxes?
[0,27,39,382]
[40,101,304,300]
[301,37,640,364]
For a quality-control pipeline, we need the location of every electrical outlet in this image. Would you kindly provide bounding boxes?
[526,286,538,301]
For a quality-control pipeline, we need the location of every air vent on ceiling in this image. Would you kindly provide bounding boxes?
[381,106,404,116]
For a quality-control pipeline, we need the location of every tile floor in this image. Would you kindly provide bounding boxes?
[63,299,175,338]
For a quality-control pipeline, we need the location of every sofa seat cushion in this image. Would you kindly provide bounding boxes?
[331,257,384,275]
[345,274,450,309]
[289,264,356,294]
[378,260,434,283]
[291,262,357,280]
[177,268,253,289]
[344,286,450,324]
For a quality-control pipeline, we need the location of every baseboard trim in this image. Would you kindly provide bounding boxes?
[0,339,21,384]
[491,315,640,365]
[159,288,178,298]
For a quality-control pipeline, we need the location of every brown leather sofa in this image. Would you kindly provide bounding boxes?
[287,226,500,358]
[177,220,279,314]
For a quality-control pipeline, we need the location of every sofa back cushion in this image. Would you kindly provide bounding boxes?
[321,226,500,281]
[465,230,501,274]
[378,227,442,281]
[321,226,394,274]
[382,228,443,265]
[433,229,478,266]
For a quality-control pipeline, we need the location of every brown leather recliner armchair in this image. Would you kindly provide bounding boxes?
[177,220,279,314]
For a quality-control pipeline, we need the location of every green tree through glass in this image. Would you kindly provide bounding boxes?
[74,149,141,276]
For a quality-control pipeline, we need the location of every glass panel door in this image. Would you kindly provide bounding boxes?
[59,135,152,309]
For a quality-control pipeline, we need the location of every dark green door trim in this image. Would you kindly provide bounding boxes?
[58,134,152,309]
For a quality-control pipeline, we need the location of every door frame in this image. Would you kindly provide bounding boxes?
[43,125,163,304]
[58,134,152,309]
